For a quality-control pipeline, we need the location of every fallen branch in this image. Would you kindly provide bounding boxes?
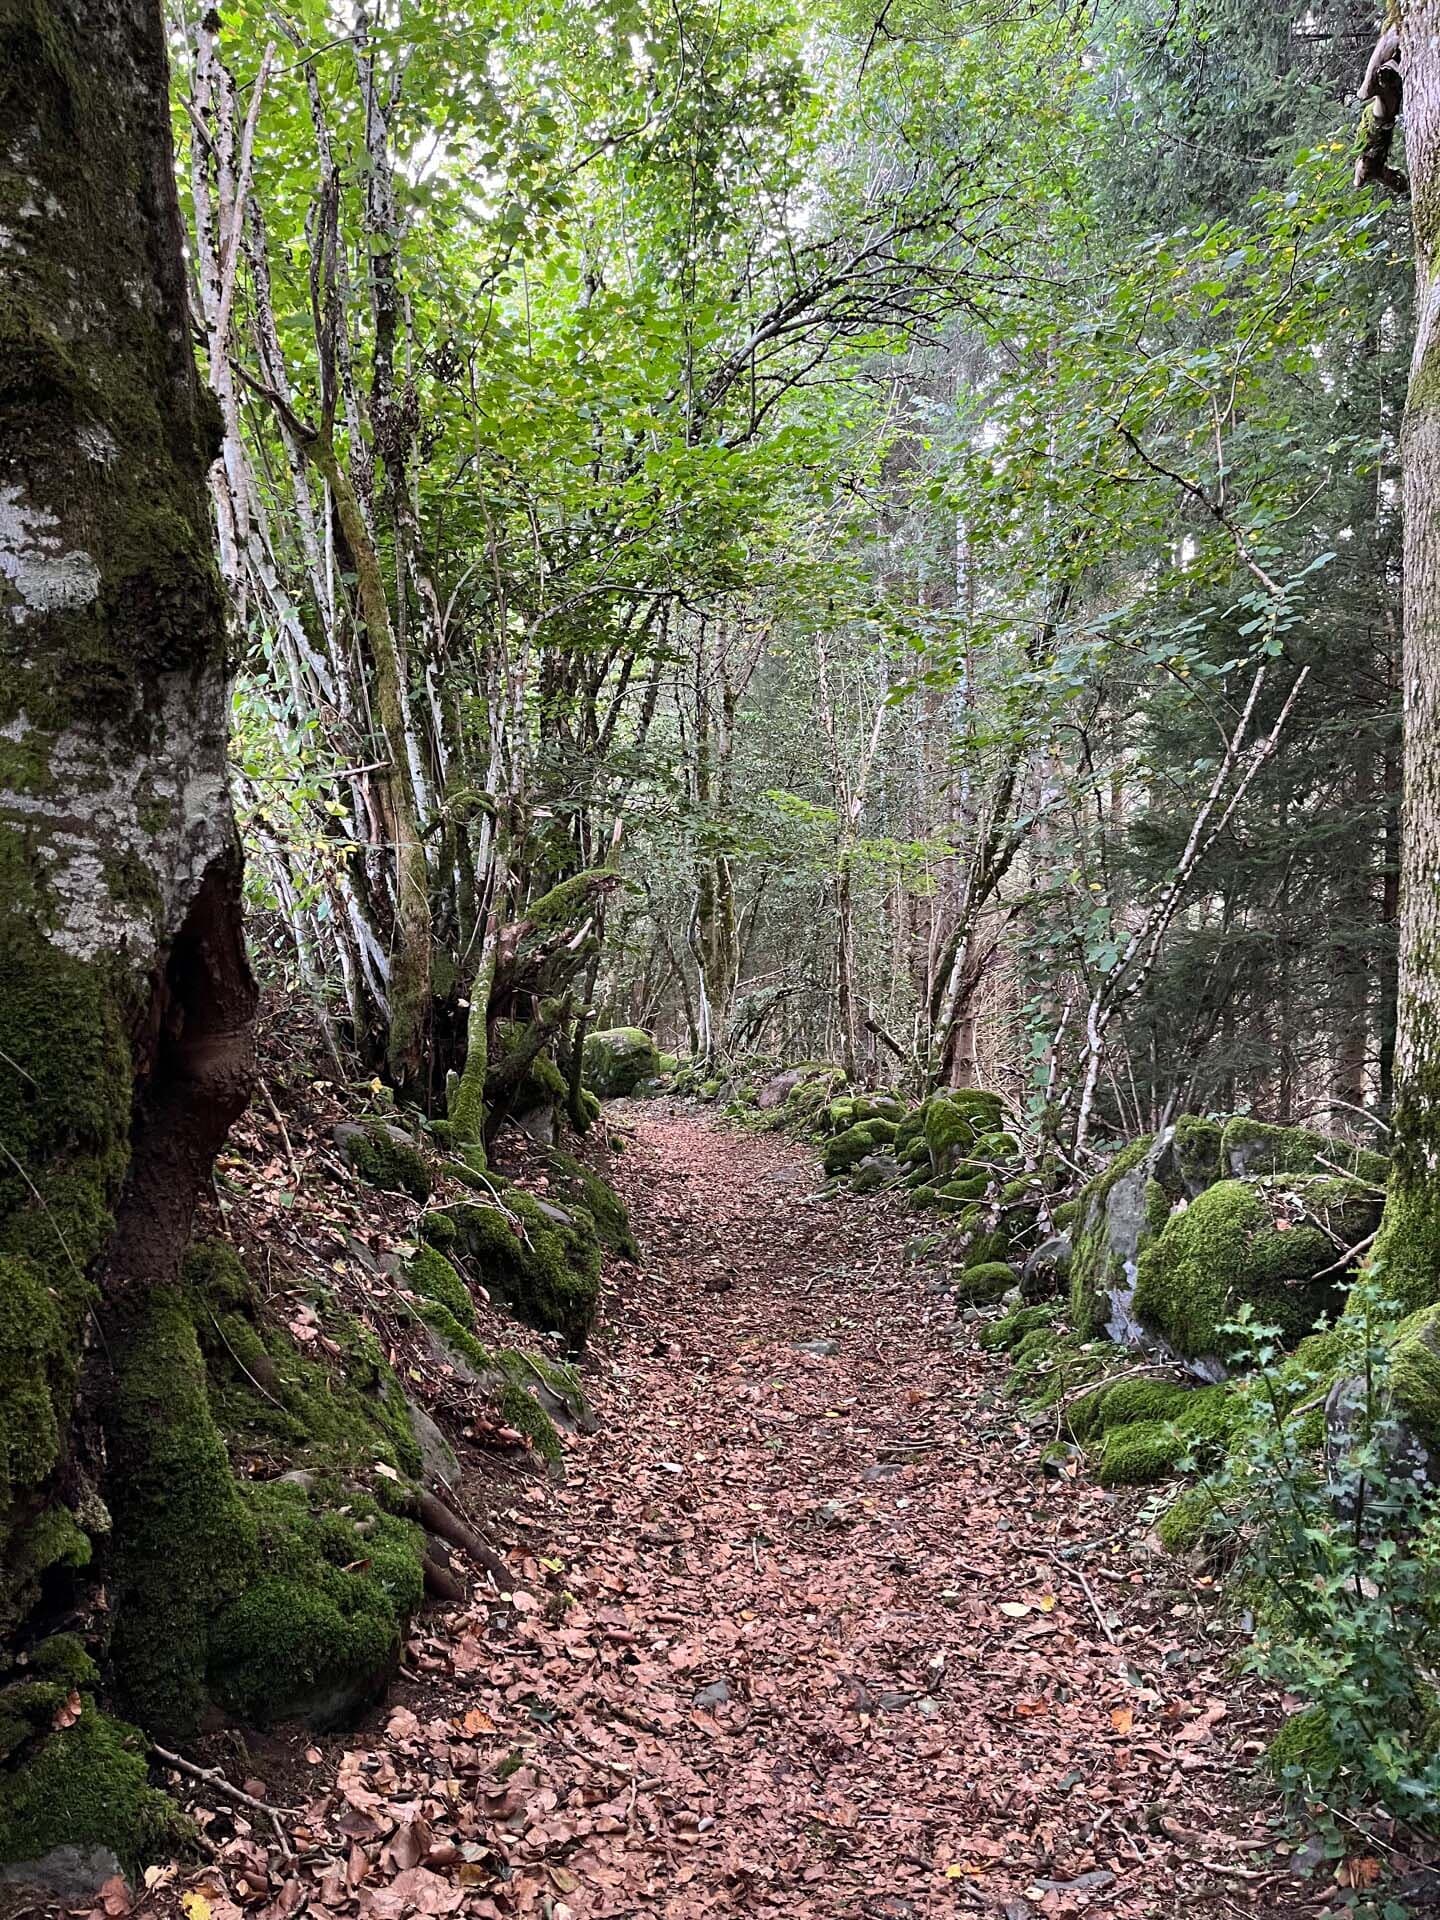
[151,1745,295,1858]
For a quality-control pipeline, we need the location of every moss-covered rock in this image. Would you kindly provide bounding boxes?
[1068,1375,1197,1441]
[1155,1486,1223,1555]
[583,1027,659,1099]
[542,1149,639,1260]
[0,1702,191,1879]
[335,1121,430,1201]
[979,1304,1058,1352]
[922,1097,976,1176]
[823,1119,898,1177]
[1220,1117,1387,1186]
[1266,1706,1342,1790]
[1133,1175,1379,1362]
[417,1301,589,1466]
[406,1247,475,1330]
[1092,1385,1242,1486]
[439,1190,601,1348]
[955,1261,1016,1306]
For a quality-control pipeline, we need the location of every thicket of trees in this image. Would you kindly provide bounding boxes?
[180,0,1408,1154]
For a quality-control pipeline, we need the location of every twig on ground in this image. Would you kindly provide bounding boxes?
[151,1744,295,1858]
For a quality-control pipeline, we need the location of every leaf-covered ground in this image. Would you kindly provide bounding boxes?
[109,1109,1355,1920]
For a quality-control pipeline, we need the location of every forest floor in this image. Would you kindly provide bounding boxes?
[104,1107,1360,1920]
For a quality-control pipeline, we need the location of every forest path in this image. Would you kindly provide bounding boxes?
[389,1110,1298,1920]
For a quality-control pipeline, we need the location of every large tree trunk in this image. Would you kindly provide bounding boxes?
[1371,8,1440,1310]
[0,0,254,1654]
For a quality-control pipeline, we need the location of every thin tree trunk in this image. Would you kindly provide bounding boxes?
[1371,7,1440,1306]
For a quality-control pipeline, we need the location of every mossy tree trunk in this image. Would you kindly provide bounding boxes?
[1373,9,1440,1312]
[0,0,254,1634]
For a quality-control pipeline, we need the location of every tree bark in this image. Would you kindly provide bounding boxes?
[1372,2,1440,1307]
[0,0,254,1624]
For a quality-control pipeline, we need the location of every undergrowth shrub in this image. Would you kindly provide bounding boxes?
[1195,1292,1440,1843]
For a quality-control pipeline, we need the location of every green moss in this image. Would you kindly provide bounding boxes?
[1220,1118,1386,1186]
[1070,1375,1206,1442]
[1094,1386,1242,1487]
[416,1302,569,1464]
[1389,1305,1440,1451]
[1155,1486,1223,1555]
[923,1097,976,1176]
[1169,1115,1224,1191]
[823,1119,898,1177]
[1267,1706,1342,1790]
[1134,1176,1378,1360]
[188,1245,421,1481]
[407,1247,475,1330]
[979,1304,1057,1351]
[974,1131,1019,1160]
[940,1173,989,1203]
[344,1123,431,1201]
[949,1089,1004,1128]
[955,1261,1015,1306]
[583,1027,659,1098]
[445,1192,600,1348]
[107,1285,258,1735]
[0,1704,191,1876]
[965,1230,1010,1266]
[421,1209,459,1250]
[543,1149,639,1260]
[103,1249,429,1737]
[0,920,132,1628]
[208,1482,422,1727]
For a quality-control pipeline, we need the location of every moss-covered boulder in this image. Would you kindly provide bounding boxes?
[1220,1117,1387,1186]
[823,1119,898,1177]
[1066,1118,1226,1339]
[954,1261,1016,1306]
[851,1153,901,1194]
[541,1148,639,1260]
[0,1697,191,1883]
[1091,1385,1241,1487]
[922,1096,977,1176]
[1133,1175,1379,1364]
[438,1189,601,1348]
[334,1121,431,1201]
[583,1027,660,1099]
[416,1301,591,1467]
[825,1094,906,1135]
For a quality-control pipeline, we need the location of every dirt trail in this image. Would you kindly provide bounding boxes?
[380,1107,1300,1920]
